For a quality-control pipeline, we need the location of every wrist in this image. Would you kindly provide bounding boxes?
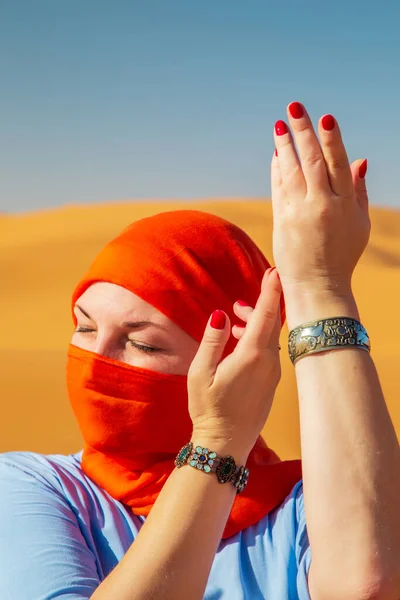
[283,287,359,331]
[190,430,250,466]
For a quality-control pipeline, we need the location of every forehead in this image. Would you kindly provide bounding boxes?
[75,282,168,324]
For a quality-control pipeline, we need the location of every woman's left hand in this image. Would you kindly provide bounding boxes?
[187,268,282,463]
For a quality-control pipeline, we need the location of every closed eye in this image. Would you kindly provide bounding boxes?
[75,326,162,354]
[129,341,160,353]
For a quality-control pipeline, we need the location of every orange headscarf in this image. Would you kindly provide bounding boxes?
[67,210,302,538]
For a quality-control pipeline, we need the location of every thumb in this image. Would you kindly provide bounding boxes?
[351,158,369,212]
[188,310,230,385]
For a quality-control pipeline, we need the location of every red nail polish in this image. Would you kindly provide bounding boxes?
[275,120,288,136]
[289,102,304,119]
[275,148,278,157]
[236,300,249,307]
[359,159,368,179]
[270,267,280,280]
[321,114,335,131]
[210,310,226,330]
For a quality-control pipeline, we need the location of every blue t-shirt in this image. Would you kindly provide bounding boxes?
[0,450,311,599]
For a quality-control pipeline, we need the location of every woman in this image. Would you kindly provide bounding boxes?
[1,102,399,600]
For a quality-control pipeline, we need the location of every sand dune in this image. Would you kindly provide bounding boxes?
[1,200,399,459]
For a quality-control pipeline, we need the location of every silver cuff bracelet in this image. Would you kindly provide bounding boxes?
[288,316,371,365]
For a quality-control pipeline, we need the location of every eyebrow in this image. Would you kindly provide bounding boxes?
[75,304,169,332]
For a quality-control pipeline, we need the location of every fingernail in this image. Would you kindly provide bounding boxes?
[210,310,226,330]
[288,102,304,119]
[275,148,278,157]
[321,114,335,131]
[270,267,280,280]
[275,120,288,136]
[236,300,250,307]
[359,159,368,179]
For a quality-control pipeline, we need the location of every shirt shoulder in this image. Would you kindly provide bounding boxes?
[0,448,114,512]
[0,449,102,599]
[0,450,144,579]
[0,448,84,488]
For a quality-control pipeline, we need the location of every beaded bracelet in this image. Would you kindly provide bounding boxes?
[174,442,249,494]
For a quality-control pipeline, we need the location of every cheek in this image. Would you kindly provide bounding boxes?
[70,332,94,351]
[139,344,198,376]
[173,340,199,374]
[120,351,178,374]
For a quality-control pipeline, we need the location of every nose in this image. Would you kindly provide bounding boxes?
[93,333,122,361]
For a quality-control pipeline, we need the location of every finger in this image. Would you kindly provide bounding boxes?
[269,294,282,350]
[271,150,285,215]
[280,290,286,328]
[286,101,330,192]
[263,268,286,327]
[232,324,245,340]
[273,120,306,196]
[318,114,353,197]
[233,273,282,344]
[264,267,283,348]
[261,267,274,291]
[351,159,369,212]
[240,269,282,351]
[271,148,282,189]
[233,300,254,324]
[188,310,231,382]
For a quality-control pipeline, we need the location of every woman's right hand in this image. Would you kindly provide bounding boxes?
[187,267,282,463]
[271,102,370,328]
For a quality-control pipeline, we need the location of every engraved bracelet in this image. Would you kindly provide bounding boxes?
[288,316,371,365]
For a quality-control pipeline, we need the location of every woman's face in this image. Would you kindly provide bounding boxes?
[71,282,199,375]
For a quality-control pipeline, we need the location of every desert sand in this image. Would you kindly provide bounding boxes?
[1,200,399,459]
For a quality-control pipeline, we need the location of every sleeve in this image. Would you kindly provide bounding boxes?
[295,483,312,600]
[0,456,101,600]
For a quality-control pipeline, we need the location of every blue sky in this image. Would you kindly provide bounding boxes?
[1,1,399,212]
